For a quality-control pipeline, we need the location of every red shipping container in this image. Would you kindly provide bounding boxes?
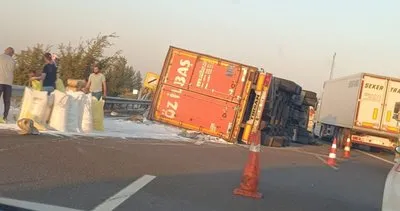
[150,46,260,141]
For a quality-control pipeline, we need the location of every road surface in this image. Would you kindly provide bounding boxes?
[0,129,394,211]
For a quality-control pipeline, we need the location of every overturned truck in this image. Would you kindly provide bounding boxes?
[257,77,317,147]
[149,46,272,144]
[149,46,317,146]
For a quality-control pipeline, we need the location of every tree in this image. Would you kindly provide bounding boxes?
[12,33,140,97]
[13,44,51,85]
[132,70,143,91]
[57,33,120,83]
[104,56,136,96]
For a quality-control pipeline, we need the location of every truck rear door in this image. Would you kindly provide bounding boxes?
[380,79,400,133]
[150,47,257,141]
[355,75,388,130]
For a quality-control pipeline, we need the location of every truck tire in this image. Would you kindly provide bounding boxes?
[342,128,351,149]
[275,78,302,95]
[335,127,345,148]
[303,90,317,99]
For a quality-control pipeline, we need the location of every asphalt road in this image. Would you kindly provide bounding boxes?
[0,129,394,211]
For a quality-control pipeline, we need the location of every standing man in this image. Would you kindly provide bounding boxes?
[30,53,57,94]
[85,64,107,100]
[0,47,16,123]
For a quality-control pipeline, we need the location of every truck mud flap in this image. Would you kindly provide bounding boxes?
[269,136,290,147]
[262,132,290,147]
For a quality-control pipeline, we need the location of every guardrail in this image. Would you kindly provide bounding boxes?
[103,96,151,105]
[11,85,25,97]
[11,86,152,107]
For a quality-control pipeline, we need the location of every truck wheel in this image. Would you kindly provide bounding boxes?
[342,128,351,149]
[335,128,342,147]
[337,128,346,148]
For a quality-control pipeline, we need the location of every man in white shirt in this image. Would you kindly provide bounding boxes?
[0,47,16,123]
[85,64,107,100]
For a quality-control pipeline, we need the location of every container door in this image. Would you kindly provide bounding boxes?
[380,80,400,133]
[163,49,248,104]
[187,56,247,104]
[151,47,258,142]
[153,84,239,139]
[162,50,197,90]
[355,76,388,130]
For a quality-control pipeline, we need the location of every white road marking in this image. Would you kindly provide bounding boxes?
[355,149,395,165]
[0,197,83,211]
[292,149,346,161]
[314,155,339,171]
[92,174,156,211]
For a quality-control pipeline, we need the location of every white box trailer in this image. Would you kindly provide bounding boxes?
[314,72,400,151]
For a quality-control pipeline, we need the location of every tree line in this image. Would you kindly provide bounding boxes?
[13,33,142,97]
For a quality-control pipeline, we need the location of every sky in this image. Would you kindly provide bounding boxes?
[1,0,399,93]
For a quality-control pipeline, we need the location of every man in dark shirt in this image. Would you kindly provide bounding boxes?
[30,53,57,94]
[42,63,57,88]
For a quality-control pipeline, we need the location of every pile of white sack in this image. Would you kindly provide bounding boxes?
[17,87,105,133]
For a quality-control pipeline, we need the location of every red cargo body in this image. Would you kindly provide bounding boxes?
[149,46,259,141]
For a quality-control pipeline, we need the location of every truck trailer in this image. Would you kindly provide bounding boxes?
[313,72,400,151]
[148,46,272,144]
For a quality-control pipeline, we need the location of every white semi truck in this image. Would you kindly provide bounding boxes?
[313,73,400,151]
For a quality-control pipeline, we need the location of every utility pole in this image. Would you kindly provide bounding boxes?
[314,52,337,137]
[329,52,336,80]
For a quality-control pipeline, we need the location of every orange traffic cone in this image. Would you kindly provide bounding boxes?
[327,137,337,166]
[343,137,351,158]
[233,130,262,199]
